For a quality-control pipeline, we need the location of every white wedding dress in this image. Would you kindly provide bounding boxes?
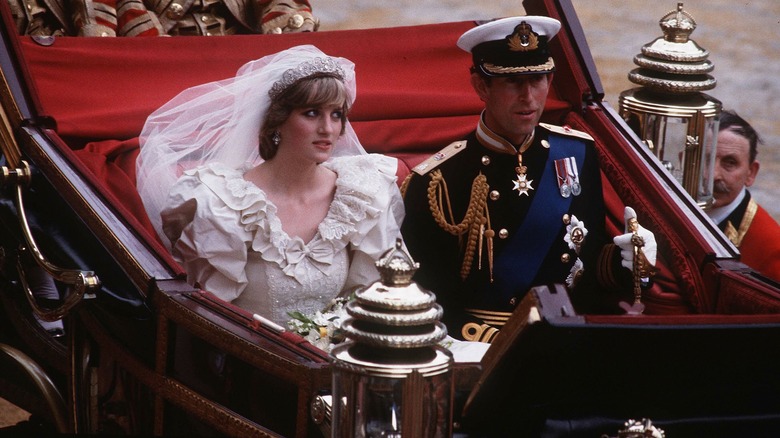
[161,154,404,326]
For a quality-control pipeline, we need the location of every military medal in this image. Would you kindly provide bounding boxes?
[571,181,581,196]
[569,157,581,196]
[513,152,534,196]
[555,158,570,198]
[555,156,581,198]
[513,173,533,195]
[559,182,571,198]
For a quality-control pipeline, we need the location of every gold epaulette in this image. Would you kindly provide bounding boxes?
[538,122,594,141]
[412,140,468,176]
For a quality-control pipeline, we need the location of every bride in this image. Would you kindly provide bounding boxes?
[136,45,404,326]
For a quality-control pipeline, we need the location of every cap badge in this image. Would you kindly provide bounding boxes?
[508,21,539,52]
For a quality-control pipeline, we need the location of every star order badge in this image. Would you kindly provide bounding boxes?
[513,151,534,196]
[513,173,534,196]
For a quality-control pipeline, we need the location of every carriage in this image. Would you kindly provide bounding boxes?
[1,0,780,436]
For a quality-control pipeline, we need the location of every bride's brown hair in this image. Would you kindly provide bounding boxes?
[259,74,350,160]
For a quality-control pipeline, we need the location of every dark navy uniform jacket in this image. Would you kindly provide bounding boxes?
[402,123,624,340]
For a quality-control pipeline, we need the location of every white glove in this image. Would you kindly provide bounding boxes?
[613,206,657,272]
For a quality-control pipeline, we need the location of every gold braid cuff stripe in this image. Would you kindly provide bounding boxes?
[462,323,500,343]
[483,57,555,75]
[466,308,512,327]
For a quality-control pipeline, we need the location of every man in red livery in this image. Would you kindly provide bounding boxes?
[7,0,317,36]
[707,109,780,282]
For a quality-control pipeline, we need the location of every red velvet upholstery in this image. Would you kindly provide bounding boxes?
[20,23,487,145]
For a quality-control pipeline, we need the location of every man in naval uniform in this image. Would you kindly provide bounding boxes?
[401,16,657,342]
[707,109,780,282]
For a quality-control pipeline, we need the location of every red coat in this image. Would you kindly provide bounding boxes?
[733,200,780,283]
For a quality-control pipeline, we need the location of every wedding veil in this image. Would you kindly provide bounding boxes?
[136,45,366,248]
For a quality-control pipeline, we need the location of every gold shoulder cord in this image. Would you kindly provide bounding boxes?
[400,173,413,198]
[426,169,492,280]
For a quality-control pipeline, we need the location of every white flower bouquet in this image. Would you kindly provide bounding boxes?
[287,295,352,353]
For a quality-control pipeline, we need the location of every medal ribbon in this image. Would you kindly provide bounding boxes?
[569,156,579,187]
[555,157,570,194]
[486,134,586,308]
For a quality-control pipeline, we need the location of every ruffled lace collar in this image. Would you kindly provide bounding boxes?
[193,156,382,279]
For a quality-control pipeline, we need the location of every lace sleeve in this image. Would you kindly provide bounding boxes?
[162,172,252,303]
[343,154,406,290]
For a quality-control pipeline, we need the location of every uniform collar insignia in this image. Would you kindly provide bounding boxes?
[476,113,534,154]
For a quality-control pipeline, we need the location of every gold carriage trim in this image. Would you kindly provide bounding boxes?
[482,57,555,74]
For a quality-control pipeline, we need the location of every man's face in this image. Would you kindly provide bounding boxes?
[712,128,759,207]
[471,73,551,145]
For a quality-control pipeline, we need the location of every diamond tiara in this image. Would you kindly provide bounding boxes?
[268,57,346,99]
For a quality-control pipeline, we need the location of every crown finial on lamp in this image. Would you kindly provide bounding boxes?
[660,3,696,43]
[628,2,714,93]
[619,3,722,210]
[375,238,419,286]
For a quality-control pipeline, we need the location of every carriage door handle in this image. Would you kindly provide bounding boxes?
[2,162,100,321]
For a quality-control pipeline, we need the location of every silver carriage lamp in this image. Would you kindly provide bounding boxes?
[330,238,452,437]
[619,3,721,209]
